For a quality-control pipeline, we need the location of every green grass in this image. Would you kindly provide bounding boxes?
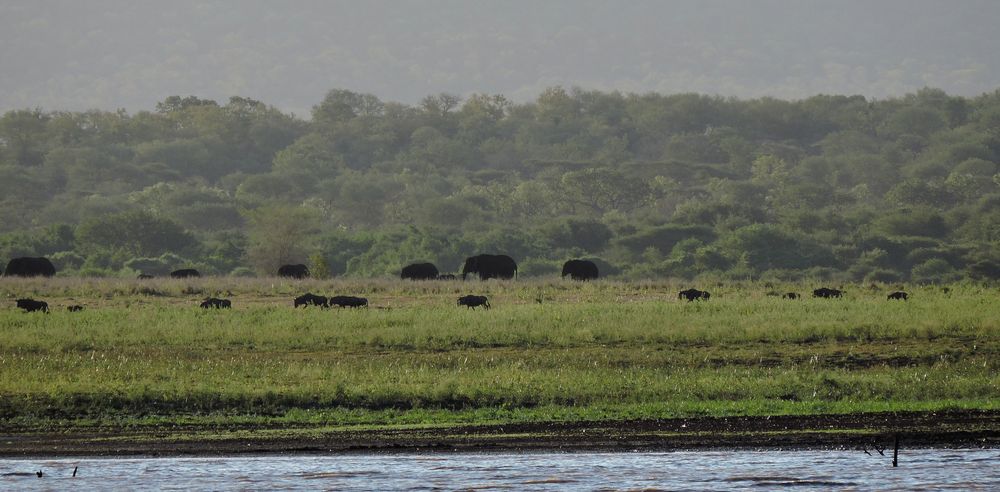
[0,277,997,430]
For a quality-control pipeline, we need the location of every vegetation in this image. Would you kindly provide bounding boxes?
[2,88,1000,281]
[0,278,996,430]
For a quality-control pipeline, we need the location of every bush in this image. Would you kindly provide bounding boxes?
[911,259,961,284]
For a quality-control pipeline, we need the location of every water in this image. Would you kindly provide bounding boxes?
[2,450,997,490]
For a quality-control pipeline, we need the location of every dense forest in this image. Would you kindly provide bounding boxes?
[2,87,999,282]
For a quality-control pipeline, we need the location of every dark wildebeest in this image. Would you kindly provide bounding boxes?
[170,268,200,278]
[678,288,710,301]
[813,287,844,298]
[294,293,328,308]
[782,292,800,299]
[458,295,490,309]
[401,262,439,280]
[137,273,154,279]
[329,295,368,308]
[278,264,309,279]
[16,299,48,313]
[887,291,909,301]
[436,274,457,280]
[200,297,232,309]
[4,257,56,277]
[561,259,599,281]
[462,254,517,280]
[67,305,84,312]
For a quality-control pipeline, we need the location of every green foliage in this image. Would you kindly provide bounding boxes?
[1,87,999,281]
[76,210,196,259]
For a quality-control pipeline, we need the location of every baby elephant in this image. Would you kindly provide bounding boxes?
[16,298,49,313]
[887,291,909,301]
[458,295,490,310]
[200,297,232,309]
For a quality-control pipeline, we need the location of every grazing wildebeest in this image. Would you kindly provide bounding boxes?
[561,259,599,281]
[4,257,56,277]
[678,288,710,301]
[67,305,84,312]
[294,293,328,308]
[436,274,457,280]
[16,299,48,313]
[329,295,368,308]
[401,262,439,280]
[782,292,800,299]
[137,273,154,279]
[812,287,844,298]
[200,297,232,309]
[462,254,517,280]
[170,268,200,278]
[458,295,490,309]
[278,264,309,279]
[887,291,909,301]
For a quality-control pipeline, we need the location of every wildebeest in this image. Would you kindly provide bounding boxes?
[458,295,490,309]
[462,254,517,280]
[812,287,844,298]
[294,293,328,308]
[278,264,309,279]
[4,257,56,277]
[200,297,231,309]
[561,259,599,281]
[401,262,439,280]
[678,288,710,301]
[782,292,800,299]
[67,305,84,312]
[16,299,48,313]
[436,274,457,280]
[137,273,154,279]
[329,295,368,308]
[887,291,909,301]
[170,268,200,278]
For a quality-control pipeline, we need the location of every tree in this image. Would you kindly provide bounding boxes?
[245,206,321,274]
[76,210,195,258]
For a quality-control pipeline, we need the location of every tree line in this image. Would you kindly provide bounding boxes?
[2,87,999,282]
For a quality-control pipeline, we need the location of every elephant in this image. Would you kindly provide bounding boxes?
[200,297,232,309]
[294,293,328,308]
[813,287,844,298]
[461,254,517,280]
[678,288,710,301]
[401,262,439,280]
[561,259,599,281]
[278,264,309,279]
[887,291,908,301]
[329,295,368,308]
[16,298,49,313]
[170,268,200,278]
[4,257,56,277]
[458,295,490,309]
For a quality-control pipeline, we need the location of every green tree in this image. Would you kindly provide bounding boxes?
[245,206,321,275]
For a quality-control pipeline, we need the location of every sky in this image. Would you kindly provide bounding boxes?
[2,0,998,116]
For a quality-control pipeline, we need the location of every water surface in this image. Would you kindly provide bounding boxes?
[2,449,997,490]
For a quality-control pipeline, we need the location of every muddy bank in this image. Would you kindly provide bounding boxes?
[1,410,997,456]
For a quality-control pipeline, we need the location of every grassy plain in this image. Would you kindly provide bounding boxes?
[0,277,997,450]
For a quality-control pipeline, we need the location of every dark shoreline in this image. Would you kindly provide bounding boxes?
[1,410,996,457]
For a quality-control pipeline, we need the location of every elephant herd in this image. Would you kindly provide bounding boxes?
[398,256,600,281]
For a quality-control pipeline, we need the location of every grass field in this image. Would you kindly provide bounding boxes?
[0,277,997,437]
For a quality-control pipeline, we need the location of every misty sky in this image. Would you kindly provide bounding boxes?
[2,0,998,116]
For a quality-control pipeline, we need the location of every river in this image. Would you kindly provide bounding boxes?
[2,449,997,490]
